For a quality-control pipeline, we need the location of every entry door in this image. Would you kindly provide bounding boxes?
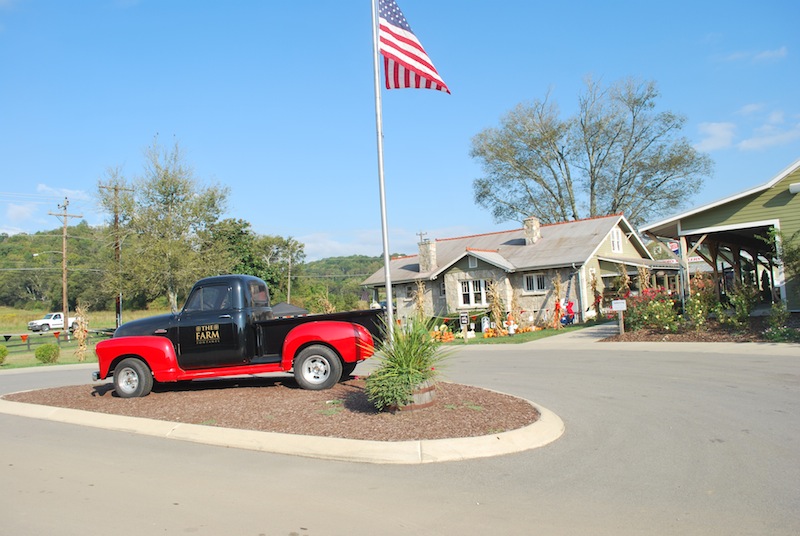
[176,284,240,369]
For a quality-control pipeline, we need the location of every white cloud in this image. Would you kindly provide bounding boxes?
[737,123,800,151]
[35,183,92,202]
[767,110,785,124]
[695,122,736,152]
[0,225,25,235]
[737,103,764,116]
[7,202,37,221]
[723,46,788,63]
[754,46,788,62]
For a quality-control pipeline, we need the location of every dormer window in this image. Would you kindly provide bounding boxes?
[611,228,623,253]
[468,256,478,269]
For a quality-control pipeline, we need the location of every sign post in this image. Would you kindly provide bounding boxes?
[611,299,627,335]
[460,313,469,344]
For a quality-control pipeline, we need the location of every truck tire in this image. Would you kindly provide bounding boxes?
[293,345,342,390]
[40,324,50,332]
[113,357,154,398]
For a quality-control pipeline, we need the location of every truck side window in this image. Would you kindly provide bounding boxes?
[249,281,269,307]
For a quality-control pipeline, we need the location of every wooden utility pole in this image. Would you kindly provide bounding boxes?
[49,197,82,340]
[99,183,133,327]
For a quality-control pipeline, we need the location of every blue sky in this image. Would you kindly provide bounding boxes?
[1,0,798,261]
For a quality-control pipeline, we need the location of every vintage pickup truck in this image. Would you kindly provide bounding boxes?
[93,274,383,397]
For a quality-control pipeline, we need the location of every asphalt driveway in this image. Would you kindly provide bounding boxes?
[2,327,798,535]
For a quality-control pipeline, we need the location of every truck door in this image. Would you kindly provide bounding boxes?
[176,283,241,369]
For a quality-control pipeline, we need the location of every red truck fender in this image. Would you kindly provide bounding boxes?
[95,336,181,382]
[281,321,375,370]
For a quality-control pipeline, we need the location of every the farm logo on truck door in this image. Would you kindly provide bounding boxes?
[195,324,221,344]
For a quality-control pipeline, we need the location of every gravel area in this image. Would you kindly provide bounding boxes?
[4,377,539,442]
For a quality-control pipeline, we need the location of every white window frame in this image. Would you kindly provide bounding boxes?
[610,228,623,253]
[459,279,487,307]
[524,272,547,294]
[468,256,478,269]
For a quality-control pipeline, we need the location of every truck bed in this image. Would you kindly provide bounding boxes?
[256,309,384,358]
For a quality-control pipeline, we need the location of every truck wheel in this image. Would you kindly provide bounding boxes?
[70,322,78,332]
[294,345,342,390]
[113,358,154,398]
[41,324,50,332]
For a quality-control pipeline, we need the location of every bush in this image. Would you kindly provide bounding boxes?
[624,288,680,332]
[365,318,450,411]
[0,345,7,364]
[729,284,759,324]
[763,302,800,342]
[767,301,790,330]
[34,343,60,364]
[682,297,709,331]
[715,284,759,330]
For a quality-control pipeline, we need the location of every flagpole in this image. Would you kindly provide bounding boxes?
[371,0,395,341]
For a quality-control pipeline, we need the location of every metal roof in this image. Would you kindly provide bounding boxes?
[363,214,651,286]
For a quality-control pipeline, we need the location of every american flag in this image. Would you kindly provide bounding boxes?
[378,0,450,94]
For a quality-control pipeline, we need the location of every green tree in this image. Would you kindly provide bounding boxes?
[99,139,230,312]
[209,218,269,277]
[255,235,305,303]
[471,77,713,226]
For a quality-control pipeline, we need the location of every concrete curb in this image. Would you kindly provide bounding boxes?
[0,397,564,464]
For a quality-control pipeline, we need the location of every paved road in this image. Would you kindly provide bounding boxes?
[2,330,799,535]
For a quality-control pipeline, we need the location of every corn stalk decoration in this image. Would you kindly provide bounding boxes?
[74,303,89,362]
[551,272,563,329]
[487,280,505,331]
[638,266,652,291]
[413,280,426,321]
[590,271,602,318]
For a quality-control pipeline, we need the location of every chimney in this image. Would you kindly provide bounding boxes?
[524,216,541,245]
[419,239,437,272]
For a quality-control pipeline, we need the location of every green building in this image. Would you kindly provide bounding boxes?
[641,159,800,312]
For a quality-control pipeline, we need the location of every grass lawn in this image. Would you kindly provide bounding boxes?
[444,322,594,345]
[0,306,169,370]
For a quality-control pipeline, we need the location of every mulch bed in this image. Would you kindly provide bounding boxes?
[3,378,540,442]
[602,315,800,343]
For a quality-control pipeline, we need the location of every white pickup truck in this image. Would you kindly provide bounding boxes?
[27,312,78,332]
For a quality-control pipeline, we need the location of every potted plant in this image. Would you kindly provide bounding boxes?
[365,317,450,412]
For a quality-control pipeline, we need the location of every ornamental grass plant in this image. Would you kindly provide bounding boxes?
[365,317,451,412]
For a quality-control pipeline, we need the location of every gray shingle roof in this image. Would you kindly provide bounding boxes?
[363,214,648,286]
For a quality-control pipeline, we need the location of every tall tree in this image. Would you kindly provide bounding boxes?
[255,235,305,303]
[99,139,230,312]
[471,77,713,226]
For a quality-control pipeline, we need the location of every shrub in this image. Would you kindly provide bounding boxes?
[767,301,790,330]
[365,318,450,411]
[763,302,800,342]
[0,345,7,364]
[682,297,708,331]
[624,288,680,332]
[716,284,759,329]
[729,284,759,324]
[34,343,60,364]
